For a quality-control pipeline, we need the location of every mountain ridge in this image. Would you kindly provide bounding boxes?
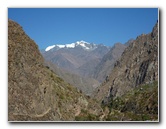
[45,40,108,52]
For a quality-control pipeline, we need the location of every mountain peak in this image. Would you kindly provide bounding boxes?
[76,40,90,45]
[45,40,100,52]
[45,45,56,51]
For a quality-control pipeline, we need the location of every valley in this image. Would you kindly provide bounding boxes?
[41,40,127,94]
[8,19,159,121]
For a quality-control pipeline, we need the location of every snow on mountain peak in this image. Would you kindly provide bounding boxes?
[65,43,75,48]
[45,40,99,52]
[57,44,65,48]
[76,40,90,45]
[45,45,56,51]
[75,40,90,49]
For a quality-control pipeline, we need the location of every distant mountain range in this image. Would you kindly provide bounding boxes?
[45,40,101,51]
[41,40,128,94]
[41,40,128,79]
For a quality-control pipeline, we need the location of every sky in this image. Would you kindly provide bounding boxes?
[8,8,158,49]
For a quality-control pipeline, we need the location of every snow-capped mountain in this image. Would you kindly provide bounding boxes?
[42,40,110,78]
[45,40,99,51]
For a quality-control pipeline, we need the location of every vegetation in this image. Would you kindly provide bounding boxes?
[75,109,99,121]
[75,81,158,121]
[103,81,158,121]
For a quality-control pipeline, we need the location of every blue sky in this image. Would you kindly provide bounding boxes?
[8,8,158,49]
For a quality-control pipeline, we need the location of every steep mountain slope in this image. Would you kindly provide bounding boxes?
[77,58,101,77]
[93,42,127,82]
[44,61,99,95]
[76,81,158,121]
[124,38,135,46]
[88,22,159,121]
[94,21,158,102]
[8,19,102,121]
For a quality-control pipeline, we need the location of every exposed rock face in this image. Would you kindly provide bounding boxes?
[8,19,102,121]
[94,22,158,102]
[93,42,127,82]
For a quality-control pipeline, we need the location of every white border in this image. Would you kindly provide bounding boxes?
[1,0,165,129]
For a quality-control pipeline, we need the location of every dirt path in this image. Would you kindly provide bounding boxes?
[13,107,52,118]
[34,107,51,117]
